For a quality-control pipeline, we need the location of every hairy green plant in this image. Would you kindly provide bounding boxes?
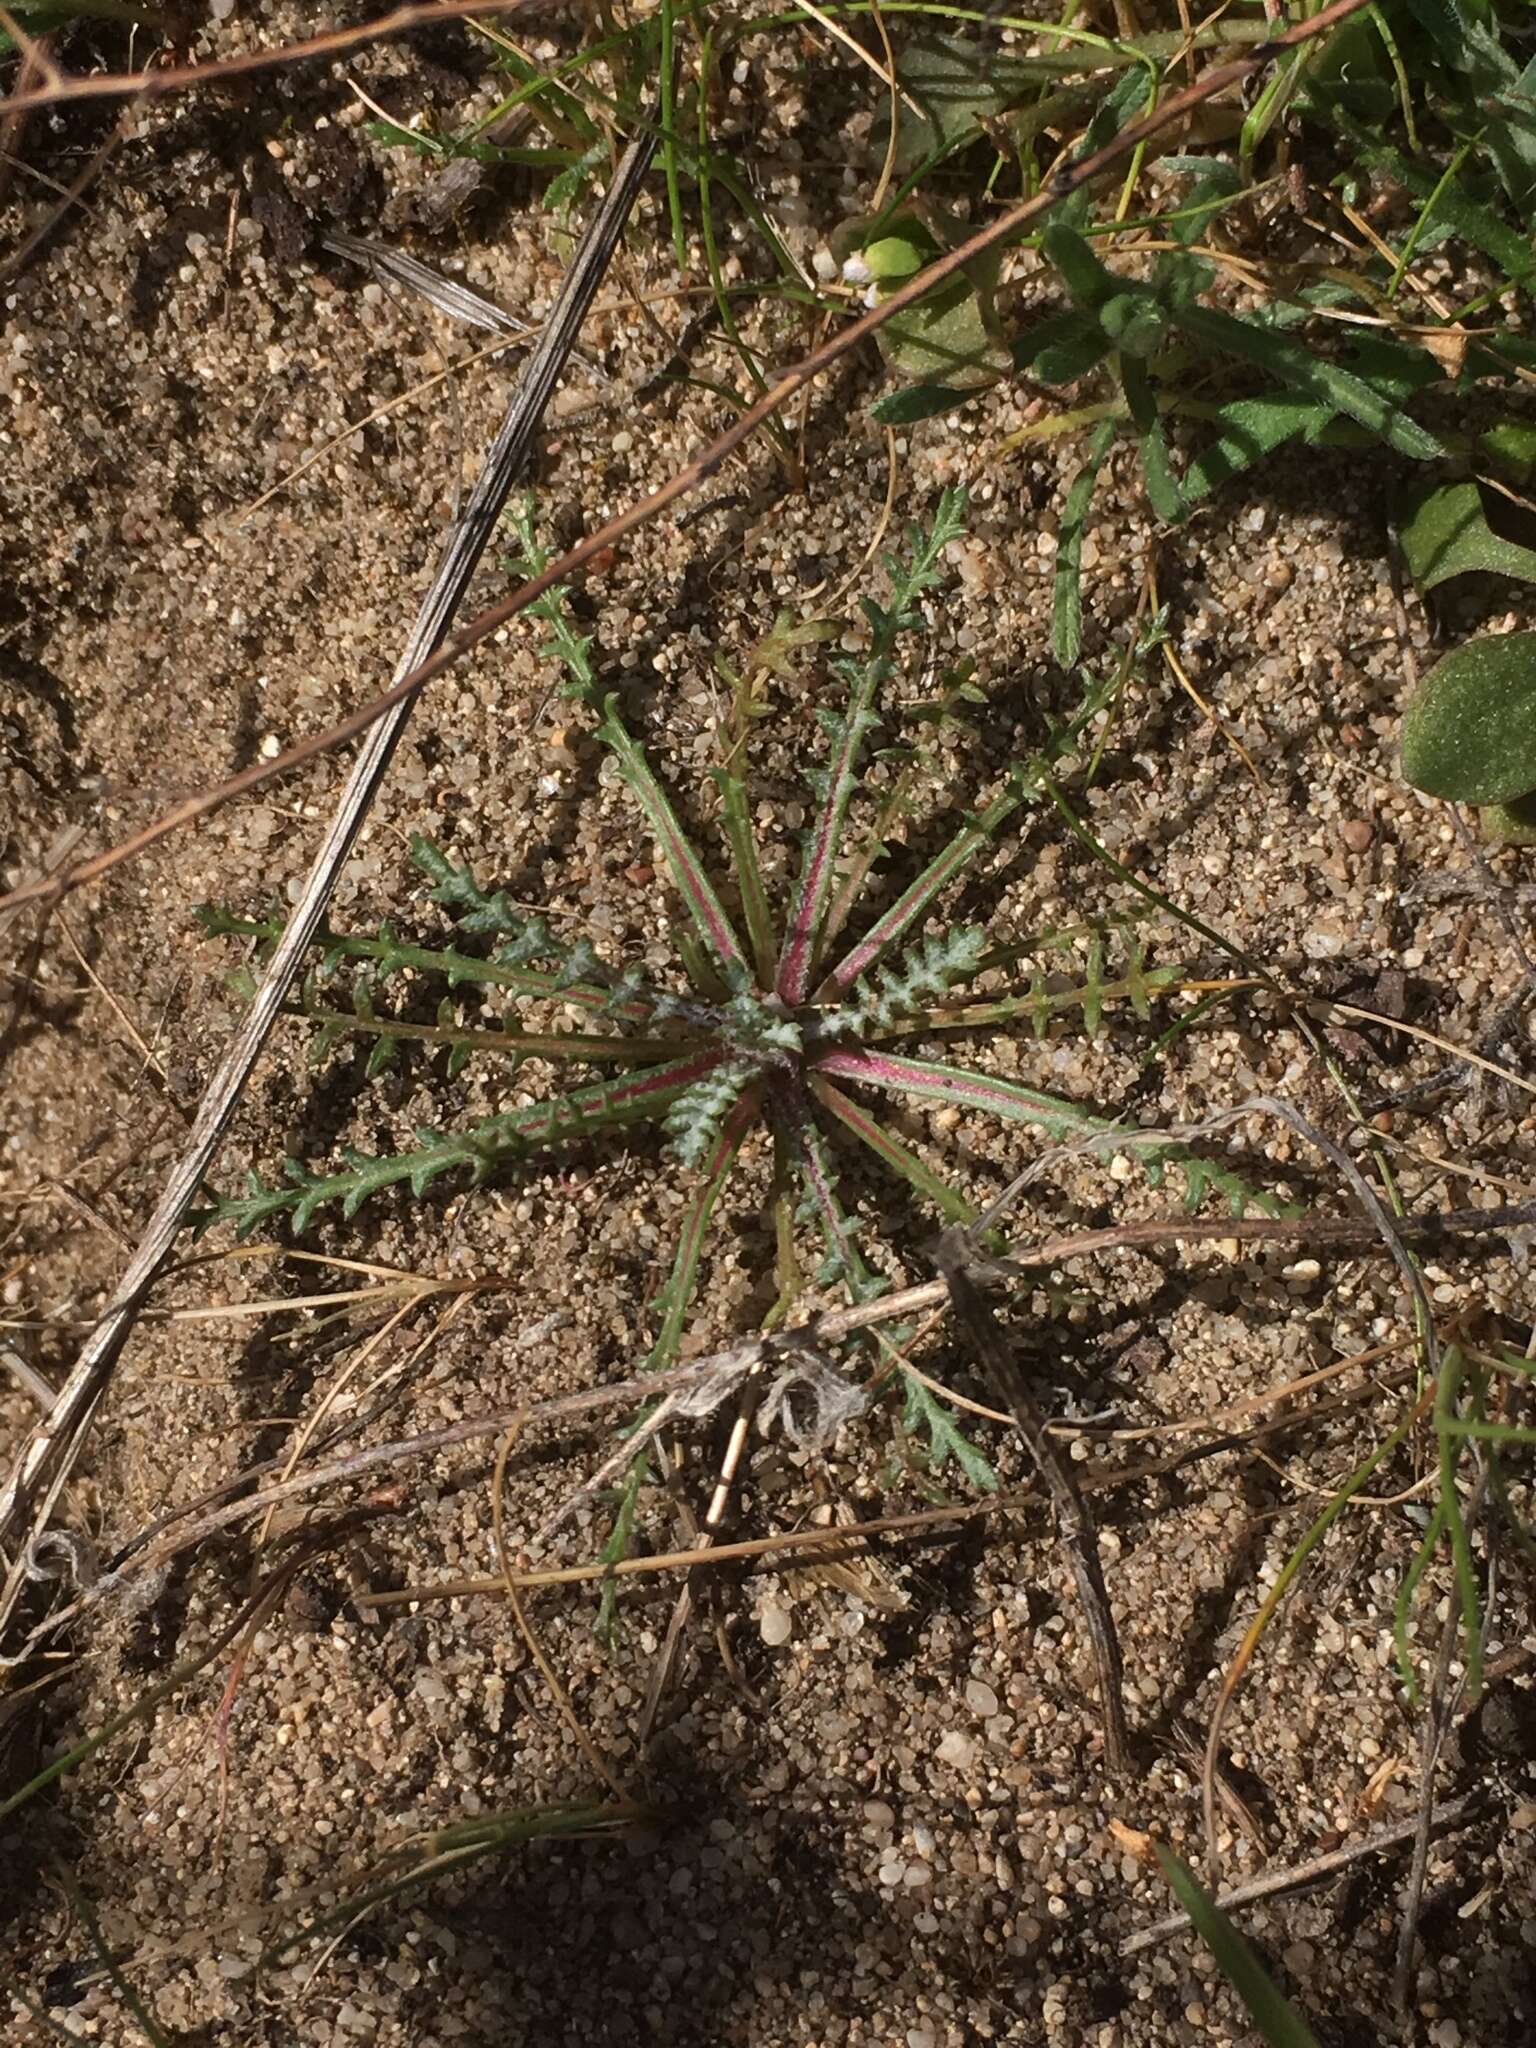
[199,490,1281,1493]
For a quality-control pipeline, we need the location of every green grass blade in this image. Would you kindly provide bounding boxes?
[714,746,780,986]
[264,1805,633,1969]
[659,0,688,275]
[1151,1845,1323,2048]
[49,1863,171,2048]
[777,490,967,1001]
[1435,1346,1485,1701]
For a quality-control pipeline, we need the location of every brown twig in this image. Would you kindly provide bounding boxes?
[0,0,1378,925]
[0,1,553,117]
[932,1229,1131,1775]
[0,134,658,1628]
[1120,1795,1488,1957]
[3,1333,1416,1669]
[9,1185,1513,1659]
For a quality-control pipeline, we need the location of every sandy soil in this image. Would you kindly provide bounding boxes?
[2,12,1535,2046]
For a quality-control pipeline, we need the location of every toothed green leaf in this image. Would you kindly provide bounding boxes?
[902,1371,999,1491]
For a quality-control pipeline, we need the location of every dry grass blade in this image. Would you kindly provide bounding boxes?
[320,230,605,381]
[933,1230,1130,1775]
[322,228,539,334]
[0,132,658,1636]
[5,1190,1508,1666]
[1121,1796,1487,1957]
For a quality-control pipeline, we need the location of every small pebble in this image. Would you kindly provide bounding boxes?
[759,1604,793,1647]
[1341,818,1375,853]
[937,1730,976,1769]
[964,1678,1000,1717]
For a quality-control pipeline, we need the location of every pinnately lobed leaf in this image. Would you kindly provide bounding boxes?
[1400,630,1536,804]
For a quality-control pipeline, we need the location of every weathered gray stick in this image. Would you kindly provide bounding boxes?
[0,133,656,1634]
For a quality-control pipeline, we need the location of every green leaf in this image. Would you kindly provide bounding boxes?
[1304,81,1536,290]
[1033,325,1113,387]
[1157,154,1245,247]
[1053,417,1118,665]
[840,211,1007,399]
[1483,786,1536,844]
[1041,223,1118,312]
[883,30,1062,173]
[901,1369,998,1490]
[1397,479,1536,593]
[869,382,975,426]
[1099,291,1166,358]
[1151,1846,1323,2048]
[1182,394,1334,502]
[1120,355,1185,524]
[1400,631,1536,803]
[1480,420,1536,484]
[1486,54,1536,218]
[1013,308,1109,385]
[878,272,1010,391]
[1138,421,1187,524]
[1170,303,1443,460]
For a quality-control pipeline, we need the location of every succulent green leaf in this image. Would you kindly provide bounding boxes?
[1483,787,1536,844]
[1401,631,1536,804]
[861,231,930,284]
